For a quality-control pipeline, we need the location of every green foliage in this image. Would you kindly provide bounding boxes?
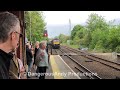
[86,13,108,32]
[94,40,104,51]
[58,34,70,43]
[116,45,120,53]
[25,11,46,44]
[69,13,120,52]
[107,26,120,51]
[71,25,85,40]
[83,31,92,47]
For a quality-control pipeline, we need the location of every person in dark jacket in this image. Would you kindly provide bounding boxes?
[0,12,20,79]
[0,50,13,79]
[33,41,39,71]
[26,43,33,78]
[46,42,50,64]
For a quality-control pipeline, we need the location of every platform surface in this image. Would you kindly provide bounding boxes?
[28,55,80,79]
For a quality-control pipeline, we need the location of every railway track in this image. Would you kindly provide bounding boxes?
[50,46,120,79]
[54,48,102,79]
[61,46,120,71]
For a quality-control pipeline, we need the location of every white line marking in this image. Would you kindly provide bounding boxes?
[58,55,81,79]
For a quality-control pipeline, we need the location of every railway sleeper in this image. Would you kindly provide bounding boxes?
[85,60,93,62]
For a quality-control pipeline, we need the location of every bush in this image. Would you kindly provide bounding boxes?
[115,45,120,53]
[70,40,74,45]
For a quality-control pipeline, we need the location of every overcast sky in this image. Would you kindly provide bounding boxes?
[42,11,120,38]
[43,11,120,25]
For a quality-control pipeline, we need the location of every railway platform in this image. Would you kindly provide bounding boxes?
[28,55,80,79]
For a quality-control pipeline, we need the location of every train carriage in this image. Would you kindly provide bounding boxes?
[51,38,60,49]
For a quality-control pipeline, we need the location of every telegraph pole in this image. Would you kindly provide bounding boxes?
[29,12,32,44]
[67,18,71,45]
[69,18,71,40]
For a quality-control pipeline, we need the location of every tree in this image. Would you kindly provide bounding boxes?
[25,11,46,44]
[71,25,84,40]
[86,13,108,32]
[69,13,120,52]
[107,26,120,51]
[83,31,92,47]
[58,34,69,43]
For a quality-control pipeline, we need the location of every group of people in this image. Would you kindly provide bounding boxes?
[0,12,50,79]
[26,41,50,79]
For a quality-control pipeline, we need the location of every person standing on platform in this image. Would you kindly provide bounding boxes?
[35,41,49,79]
[26,42,33,78]
[0,12,21,79]
[33,41,39,71]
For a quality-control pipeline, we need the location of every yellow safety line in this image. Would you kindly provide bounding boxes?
[50,55,63,79]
